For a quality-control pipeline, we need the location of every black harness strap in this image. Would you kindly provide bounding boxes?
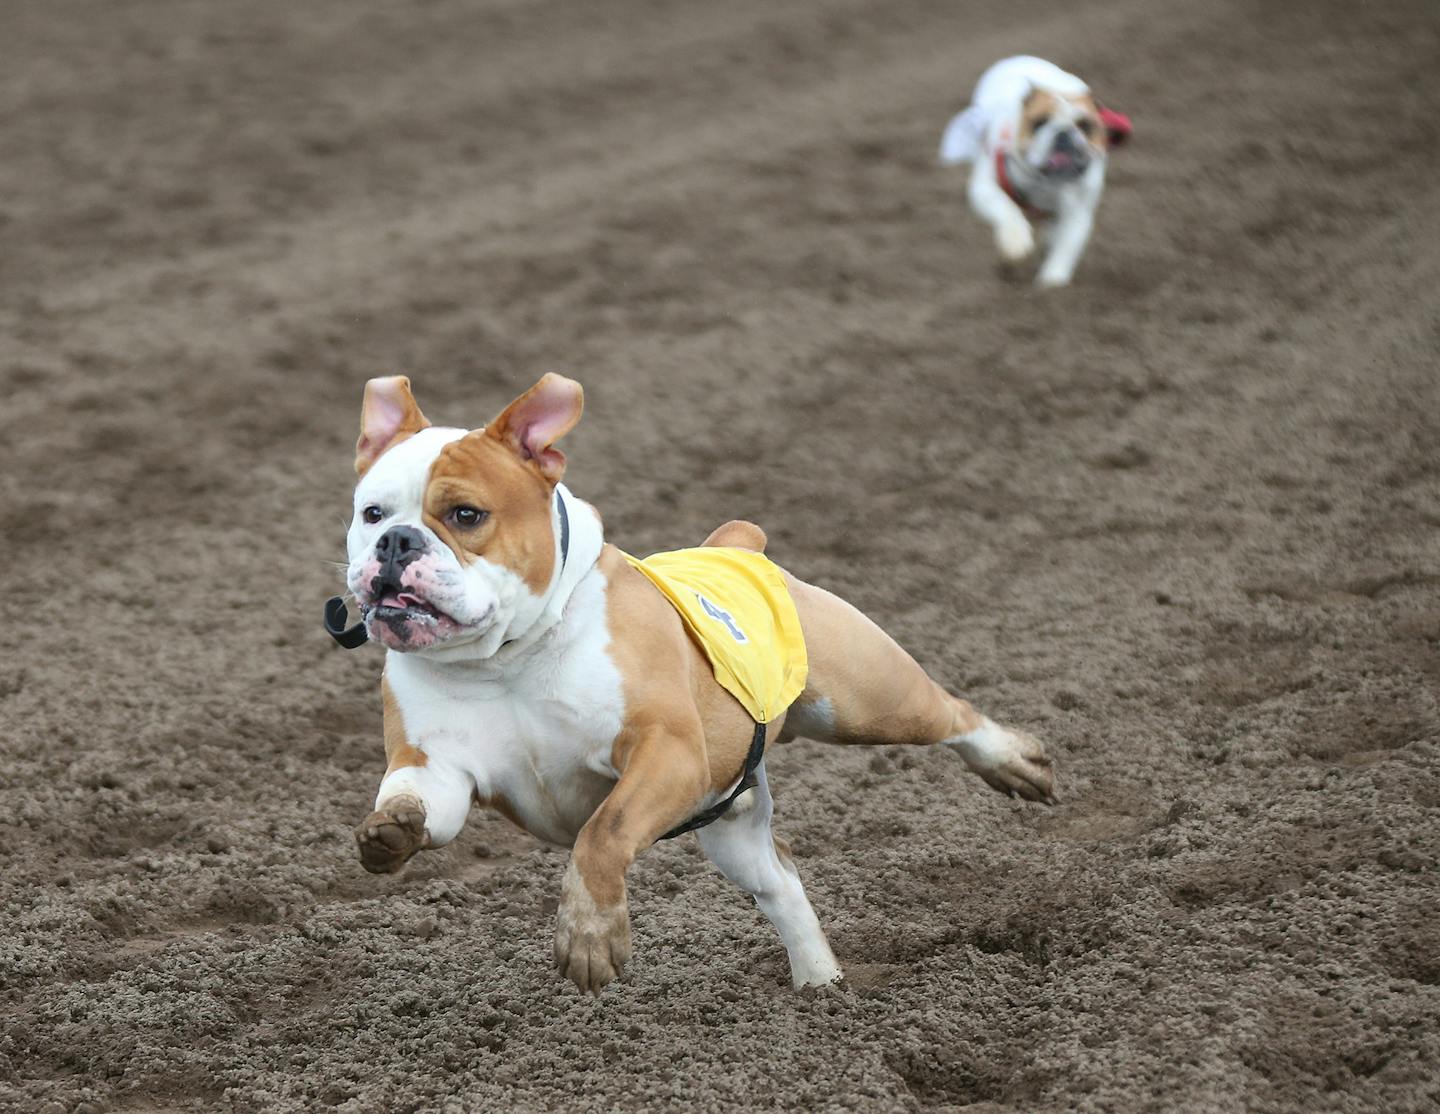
[324,490,571,650]
[656,720,767,841]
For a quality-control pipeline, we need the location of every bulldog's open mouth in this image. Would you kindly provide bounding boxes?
[363,588,463,651]
[371,590,448,625]
[1042,151,1088,178]
[359,587,488,651]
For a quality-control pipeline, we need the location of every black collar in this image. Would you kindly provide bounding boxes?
[324,489,571,650]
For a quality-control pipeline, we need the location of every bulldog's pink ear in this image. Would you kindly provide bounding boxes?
[356,376,431,476]
[484,373,584,484]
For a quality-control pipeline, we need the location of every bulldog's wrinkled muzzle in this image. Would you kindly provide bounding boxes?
[368,525,429,619]
[372,525,426,583]
[1042,130,1090,178]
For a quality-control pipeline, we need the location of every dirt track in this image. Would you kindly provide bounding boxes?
[3,0,1439,1110]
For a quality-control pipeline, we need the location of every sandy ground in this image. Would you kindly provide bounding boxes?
[3,0,1439,1110]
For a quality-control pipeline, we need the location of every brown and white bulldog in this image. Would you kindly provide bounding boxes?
[338,373,1056,993]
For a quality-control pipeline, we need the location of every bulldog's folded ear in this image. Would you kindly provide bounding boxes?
[356,376,431,476]
[1097,104,1133,147]
[484,373,584,484]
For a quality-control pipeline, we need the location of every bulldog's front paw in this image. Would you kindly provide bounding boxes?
[554,863,631,995]
[996,218,1036,262]
[1035,267,1073,290]
[952,721,1057,805]
[355,795,428,874]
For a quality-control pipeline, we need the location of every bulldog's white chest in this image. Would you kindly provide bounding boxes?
[382,568,625,846]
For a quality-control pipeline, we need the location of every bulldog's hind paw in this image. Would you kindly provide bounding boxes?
[986,729,1057,804]
[355,796,428,874]
[951,722,1058,805]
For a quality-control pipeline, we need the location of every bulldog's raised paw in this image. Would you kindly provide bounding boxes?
[996,218,1036,262]
[355,796,428,874]
[554,864,632,995]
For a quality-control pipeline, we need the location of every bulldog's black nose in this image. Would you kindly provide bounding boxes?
[375,525,426,574]
[1053,129,1080,154]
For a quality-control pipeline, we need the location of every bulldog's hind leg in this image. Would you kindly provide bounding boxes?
[784,576,1056,803]
[696,762,842,988]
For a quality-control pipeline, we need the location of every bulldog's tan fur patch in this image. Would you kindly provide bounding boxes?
[417,373,586,593]
[423,431,557,593]
[1019,86,1062,144]
[1020,87,1107,154]
[782,571,986,745]
[1072,91,1108,152]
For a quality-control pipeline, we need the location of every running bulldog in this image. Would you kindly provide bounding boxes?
[940,55,1132,287]
[329,373,1056,993]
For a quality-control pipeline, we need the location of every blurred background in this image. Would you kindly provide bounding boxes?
[1,1,1437,1110]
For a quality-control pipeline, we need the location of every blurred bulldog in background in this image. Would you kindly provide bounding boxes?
[940,55,1132,287]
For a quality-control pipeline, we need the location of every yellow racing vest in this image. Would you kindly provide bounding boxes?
[622,547,808,724]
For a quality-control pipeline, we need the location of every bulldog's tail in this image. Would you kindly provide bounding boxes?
[702,520,767,553]
[938,105,984,165]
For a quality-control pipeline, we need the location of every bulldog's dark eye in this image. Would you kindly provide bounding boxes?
[362,505,384,525]
[450,506,488,529]
[1077,117,1096,136]
[1032,114,1051,130]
